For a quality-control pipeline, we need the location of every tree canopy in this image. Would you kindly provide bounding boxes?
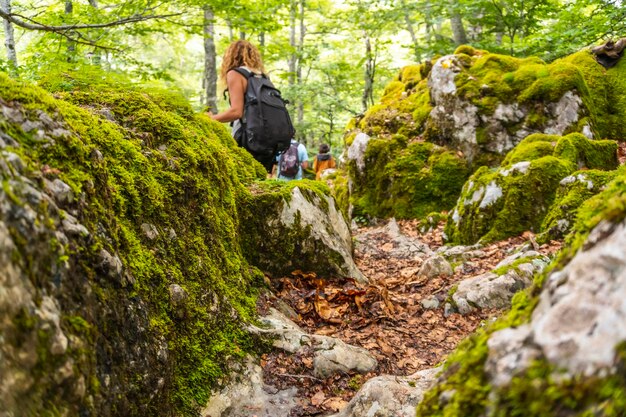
[1,0,624,148]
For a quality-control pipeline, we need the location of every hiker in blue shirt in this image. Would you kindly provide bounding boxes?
[275,139,309,180]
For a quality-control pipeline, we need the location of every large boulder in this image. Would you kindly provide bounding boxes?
[444,133,617,244]
[240,182,367,283]
[341,45,626,222]
[0,71,274,417]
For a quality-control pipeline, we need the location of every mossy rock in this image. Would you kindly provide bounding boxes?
[540,169,618,242]
[417,165,626,417]
[348,136,469,220]
[239,180,366,282]
[445,133,618,244]
[0,69,272,417]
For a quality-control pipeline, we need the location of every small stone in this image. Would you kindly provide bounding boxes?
[418,255,453,279]
[167,228,177,240]
[99,249,124,284]
[3,151,25,174]
[444,302,456,317]
[91,148,104,162]
[421,297,440,310]
[169,284,188,307]
[45,178,74,204]
[141,223,159,240]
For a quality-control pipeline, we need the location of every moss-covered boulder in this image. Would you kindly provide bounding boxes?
[341,46,626,223]
[415,166,626,417]
[0,70,354,417]
[353,46,626,167]
[239,181,367,283]
[444,133,617,244]
[346,133,469,220]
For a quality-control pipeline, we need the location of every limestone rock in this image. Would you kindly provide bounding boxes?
[453,252,549,314]
[243,185,367,283]
[329,367,441,417]
[254,308,377,378]
[347,133,371,174]
[201,357,298,417]
[418,255,453,279]
[486,220,626,385]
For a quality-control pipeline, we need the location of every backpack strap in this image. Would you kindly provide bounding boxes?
[232,67,252,79]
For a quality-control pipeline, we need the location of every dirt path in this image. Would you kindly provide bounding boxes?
[259,219,561,416]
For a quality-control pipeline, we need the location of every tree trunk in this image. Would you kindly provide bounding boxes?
[239,30,245,40]
[203,5,218,114]
[449,1,467,45]
[288,0,297,86]
[65,1,76,60]
[258,32,265,54]
[88,0,98,6]
[296,0,305,140]
[0,0,18,75]
[362,31,374,113]
[400,0,420,62]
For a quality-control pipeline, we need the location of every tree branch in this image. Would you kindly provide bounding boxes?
[0,9,181,32]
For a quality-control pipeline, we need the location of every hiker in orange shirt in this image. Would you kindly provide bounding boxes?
[313,143,336,180]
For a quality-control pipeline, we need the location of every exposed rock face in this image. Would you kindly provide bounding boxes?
[242,185,367,283]
[487,220,626,385]
[347,132,371,174]
[201,357,298,417]
[427,55,480,162]
[329,367,441,417]
[453,252,550,314]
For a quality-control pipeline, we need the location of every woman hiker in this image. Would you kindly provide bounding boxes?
[210,40,275,173]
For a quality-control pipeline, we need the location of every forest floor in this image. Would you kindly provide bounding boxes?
[258,219,562,416]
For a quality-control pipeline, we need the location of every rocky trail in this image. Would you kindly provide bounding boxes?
[246,219,562,416]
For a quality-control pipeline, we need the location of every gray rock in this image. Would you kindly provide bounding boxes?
[254,308,377,378]
[2,152,25,174]
[98,249,124,284]
[421,297,440,310]
[486,220,626,386]
[347,133,371,174]
[168,284,188,307]
[418,255,453,279]
[45,178,74,204]
[201,356,298,417]
[276,186,367,283]
[141,223,159,240]
[328,367,441,417]
[453,271,531,314]
[444,302,456,317]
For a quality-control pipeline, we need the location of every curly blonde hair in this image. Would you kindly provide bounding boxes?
[220,40,265,85]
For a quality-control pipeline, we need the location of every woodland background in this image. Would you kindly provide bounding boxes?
[0,0,624,150]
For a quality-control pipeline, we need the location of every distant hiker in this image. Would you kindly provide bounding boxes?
[313,143,336,180]
[275,139,309,180]
[210,40,295,173]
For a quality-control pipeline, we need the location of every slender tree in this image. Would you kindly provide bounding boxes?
[0,0,17,75]
[203,5,218,113]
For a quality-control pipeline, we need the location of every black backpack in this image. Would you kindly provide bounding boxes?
[279,142,300,177]
[233,67,295,155]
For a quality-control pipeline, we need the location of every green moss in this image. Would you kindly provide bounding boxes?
[350,138,469,220]
[446,132,617,244]
[540,169,618,242]
[0,69,271,416]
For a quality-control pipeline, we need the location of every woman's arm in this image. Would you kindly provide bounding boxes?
[210,71,246,122]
